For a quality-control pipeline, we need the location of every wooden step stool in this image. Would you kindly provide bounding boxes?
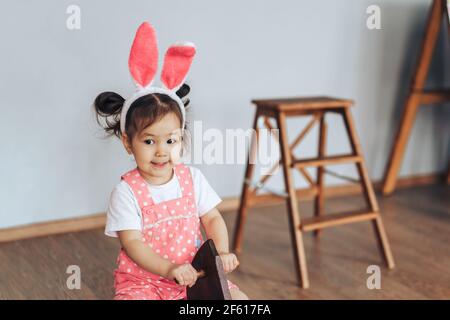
[232,96,395,288]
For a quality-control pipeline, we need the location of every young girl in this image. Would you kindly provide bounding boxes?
[93,22,248,300]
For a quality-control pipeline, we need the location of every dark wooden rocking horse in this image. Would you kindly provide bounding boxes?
[175,239,232,300]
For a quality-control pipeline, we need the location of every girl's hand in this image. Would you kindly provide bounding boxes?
[219,253,239,273]
[166,263,198,287]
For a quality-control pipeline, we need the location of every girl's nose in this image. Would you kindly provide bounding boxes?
[155,143,168,156]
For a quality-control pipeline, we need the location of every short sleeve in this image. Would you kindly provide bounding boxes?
[189,166,222,217]
[105,181,142,237]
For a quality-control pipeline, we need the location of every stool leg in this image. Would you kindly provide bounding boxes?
[314,113,327,237]
[342,108,395,269]
[382,94,420,195]
[232,110,260,254]
[446,160,450,184]
[372,217,395,269]
[276,111,310,288]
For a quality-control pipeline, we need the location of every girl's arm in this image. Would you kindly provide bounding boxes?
[200,208,239,273]
[118,230,174,277]
[118,230,199,286]
[200,208,230,254]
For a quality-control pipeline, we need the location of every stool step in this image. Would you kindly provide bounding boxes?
[252,96,354,110]
[292,154,362,168]
[413,89,450,104]
[300,210,378,231]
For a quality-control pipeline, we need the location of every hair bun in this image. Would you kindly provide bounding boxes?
[176,83,190,107]
[94,92,125,116]
[93,91,125,138]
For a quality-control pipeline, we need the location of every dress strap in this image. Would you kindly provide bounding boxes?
[121,168,154,208]
[174,163,194,200]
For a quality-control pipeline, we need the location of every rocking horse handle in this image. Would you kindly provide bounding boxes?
[174,270,206,285]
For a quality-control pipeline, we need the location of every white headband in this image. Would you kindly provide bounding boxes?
[120,87,186,135]
[120,22,196,135]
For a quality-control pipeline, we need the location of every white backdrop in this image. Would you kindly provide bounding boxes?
[0,0,449,229]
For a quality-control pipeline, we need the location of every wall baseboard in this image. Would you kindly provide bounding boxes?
[0,173,445,243]
[0,213,107,243]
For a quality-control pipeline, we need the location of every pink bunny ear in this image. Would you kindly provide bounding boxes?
[128,22,158,88]
[161,43,196,91]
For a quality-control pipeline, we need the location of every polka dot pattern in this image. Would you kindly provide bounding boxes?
[113,164,239,300]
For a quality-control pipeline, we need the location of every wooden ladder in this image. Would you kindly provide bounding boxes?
[382,0,450,195]
[232,97,395,288]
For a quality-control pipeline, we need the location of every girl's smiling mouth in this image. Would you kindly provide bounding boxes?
[151,161,169,169]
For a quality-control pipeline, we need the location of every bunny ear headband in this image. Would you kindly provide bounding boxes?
[120,22,196,135]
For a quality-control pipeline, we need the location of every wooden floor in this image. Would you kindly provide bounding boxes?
[1,184,449,299]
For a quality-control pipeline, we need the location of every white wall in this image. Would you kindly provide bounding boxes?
[0,0,449,229]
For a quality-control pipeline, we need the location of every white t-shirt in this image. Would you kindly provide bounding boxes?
[105,165,221,237]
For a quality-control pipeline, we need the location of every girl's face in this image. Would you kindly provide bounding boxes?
[122,112,183,185]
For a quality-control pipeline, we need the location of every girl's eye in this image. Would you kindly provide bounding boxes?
[144,139,155,145]
[167,138,177,144]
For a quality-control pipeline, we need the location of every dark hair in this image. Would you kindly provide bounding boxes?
[93,84,191,142]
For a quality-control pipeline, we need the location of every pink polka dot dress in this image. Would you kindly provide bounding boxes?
[113,163,238,300]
